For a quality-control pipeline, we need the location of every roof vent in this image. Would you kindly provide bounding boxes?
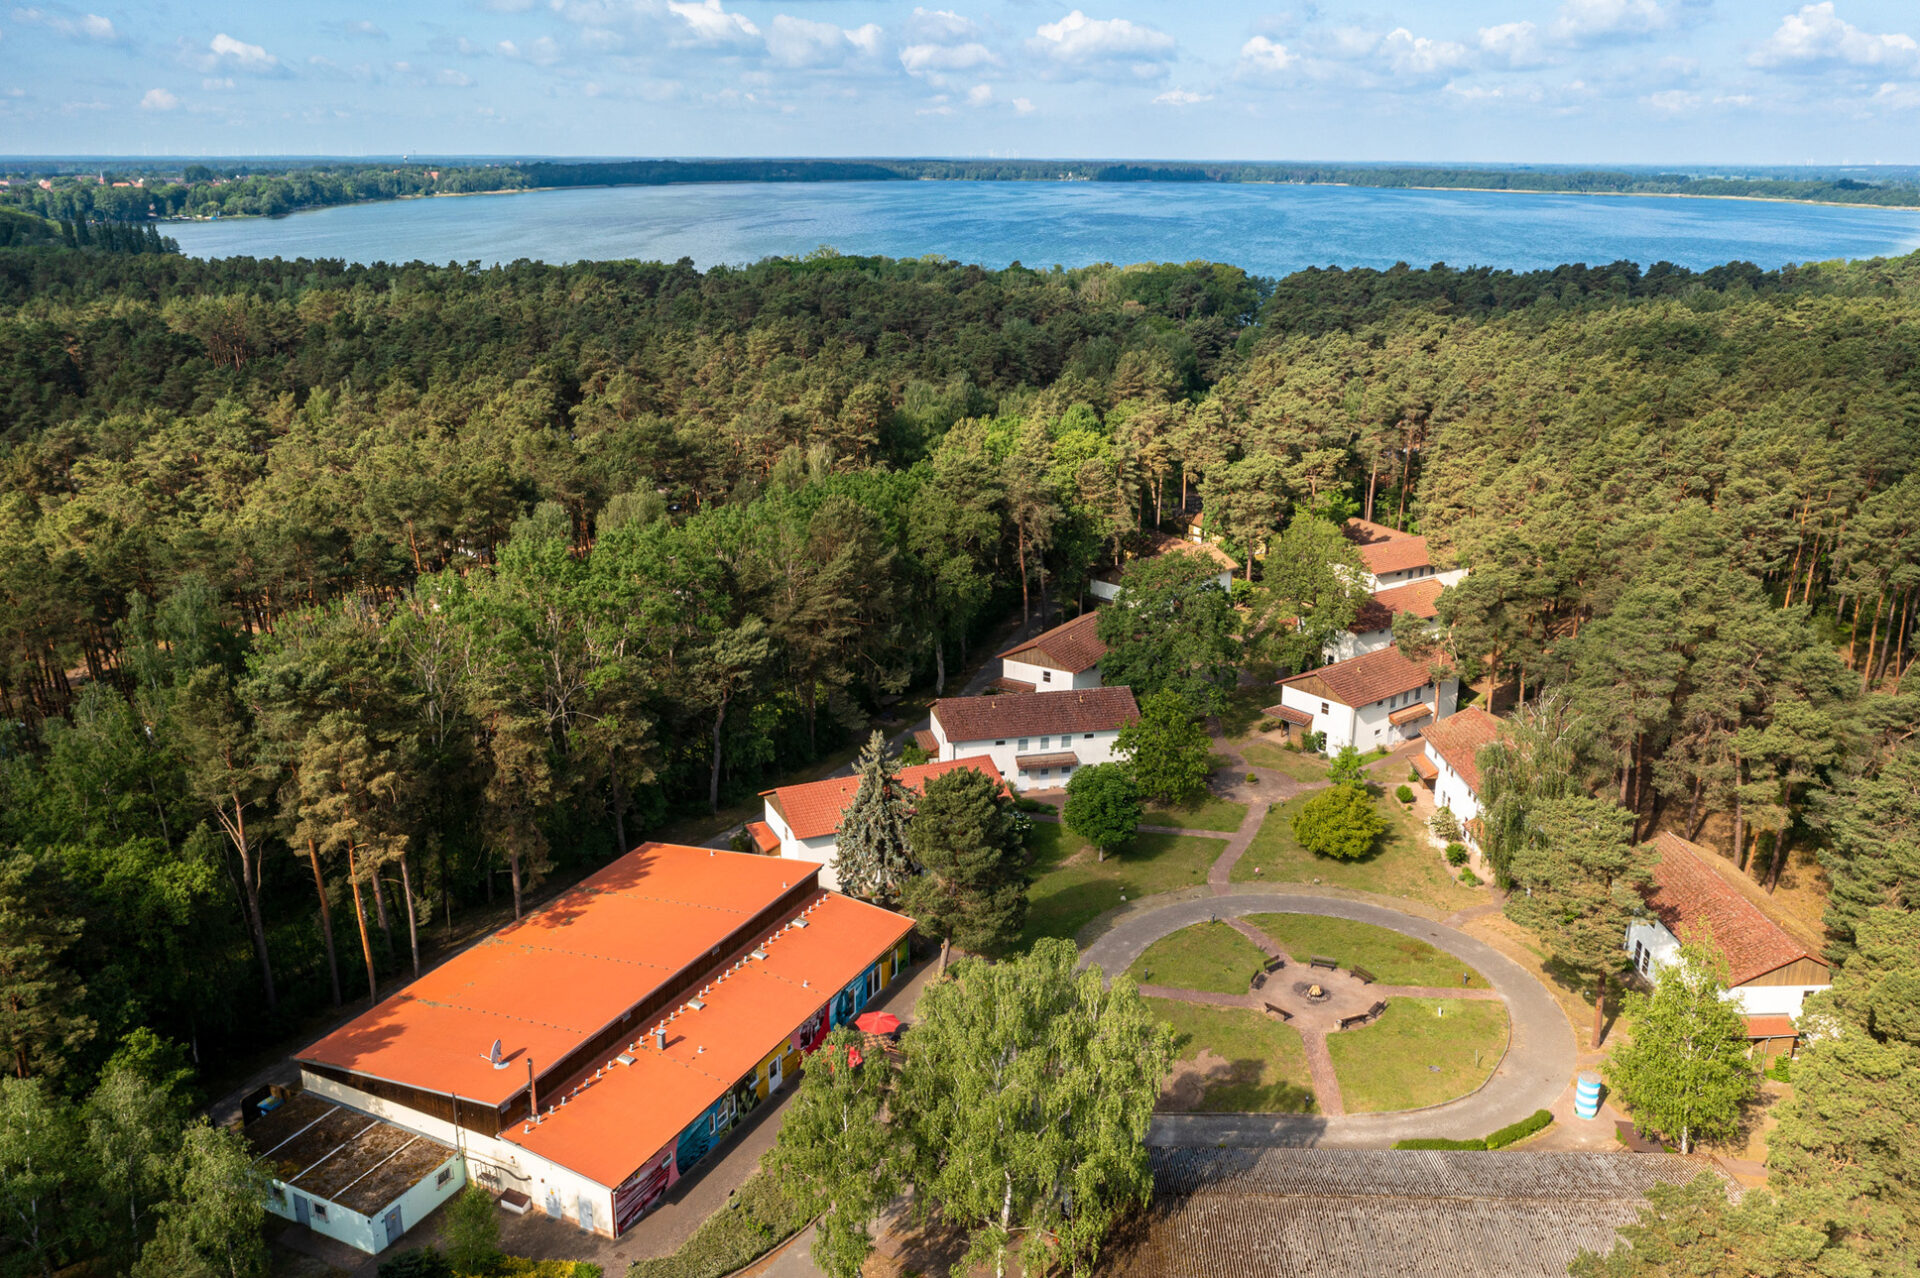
[615,1053,635,1067]
[654,1027,666,1050]
[687,998,706,1011]
[792,919,809,929]
[751,949,767,961]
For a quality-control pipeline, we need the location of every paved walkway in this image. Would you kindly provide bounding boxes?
[1082,890,1577,1148]
[1206,800,1271,893]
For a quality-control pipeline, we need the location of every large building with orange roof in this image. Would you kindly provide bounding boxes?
[291,843,914,1241]
[749,756,1005,889]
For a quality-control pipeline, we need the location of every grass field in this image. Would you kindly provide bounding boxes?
[1234,740,1332,783]
[1021,823,1222,949]
[1228,791,1483,912]
[1326,998,1508,1113]
[1147,998,1317,1114]
[1126,922,1271,994]
[1142,794,1248,833]
[1244,914,1487,989]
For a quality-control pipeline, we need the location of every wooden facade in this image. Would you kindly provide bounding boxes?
[1737,957,1831,988]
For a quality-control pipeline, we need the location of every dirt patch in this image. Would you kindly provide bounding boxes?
[1158,1049,1240,1112]
[1461,911,1599,1048]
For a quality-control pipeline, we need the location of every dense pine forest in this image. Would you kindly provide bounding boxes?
[4,241,1920,1273]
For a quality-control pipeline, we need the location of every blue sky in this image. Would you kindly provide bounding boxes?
[3,1,1918,162]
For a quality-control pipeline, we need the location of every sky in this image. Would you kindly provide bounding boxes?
[3,1,1919,163]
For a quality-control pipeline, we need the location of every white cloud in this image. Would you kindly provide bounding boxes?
[1751,4,1918,71]
[667,0,759,47]
[765,14,882,69]
[900,40,997,77]
[1152,87,1211,106]
[338,19,386,41]
[200,76,233,90]
[1479,21,1546,67]
[1874,81,1920,108]
[966,82,992,106]
[437,69,474,87]
[907,8,980,43]
[13,7,117,42]
[1377,28,1470,77]
[1239,35,1296,75]
[1030,10,1175,76]
[1552,0,1675,42]
[205,32,281,73]
[1012,95,1034,113]
[497,36,561,66]
[1644,88,1699,111]
[139,87,177,111]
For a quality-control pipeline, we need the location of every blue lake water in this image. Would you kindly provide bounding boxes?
[168,180,1920,276]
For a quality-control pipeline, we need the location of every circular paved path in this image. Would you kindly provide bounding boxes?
[1079,891,1577,1148]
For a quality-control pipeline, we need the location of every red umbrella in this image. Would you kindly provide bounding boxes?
[855,1011,902,1035]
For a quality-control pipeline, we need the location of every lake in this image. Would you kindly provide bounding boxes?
[168,180,1920,277]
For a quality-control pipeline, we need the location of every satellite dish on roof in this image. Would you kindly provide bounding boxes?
[484,1039,508,1069]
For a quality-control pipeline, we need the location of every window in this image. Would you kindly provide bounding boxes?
[1018,737,1030,751]
[311,1202,329,1222]
[1320,702,1329,714]
[436,1167,453,1188]
[1084,732,1094,739]
[712,1094,736,1134]
[1039,769,1050,777]
[995,739,1006,746]
[1060,764,1073,776]
[1039,736,1050,749]
[1042,670,1053,683]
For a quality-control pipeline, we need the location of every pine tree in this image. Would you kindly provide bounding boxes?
[0,851,94,1080]
[902,767,1028,968]
[833,732,917,903]
[1604,939,1755,1155]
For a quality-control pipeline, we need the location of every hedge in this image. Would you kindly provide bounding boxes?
[1391,1109,1554,1153]
[1486,1109,1555,1149]
[627,1172,812,1278]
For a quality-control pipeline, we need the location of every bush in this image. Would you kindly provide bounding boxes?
[898,741,931,766]
[1245,772,1258,784]
[1014,795,1050,813]
[1408,767,1422,784]
[1768,1055,1792,1083]
[1257,716,1282,732]
[442,1187,501,1277]
[1392,1137,1487,1150]
[1460,868,1482,886]
[1445,843,1469,866]
[1395,784,1415,804]
[1327,745,1367,786]
[1428,807,1461,842]
[380,1250,453,1278]
[1061,762,1143,859]
[628,1172,811,1278]
[1291,783,1390,861]
[1486,1109,1554,1149]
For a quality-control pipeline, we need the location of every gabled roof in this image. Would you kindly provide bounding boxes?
[1372,578,1445,619]
[998,611,1107,674]
[933,686,1141,743]
[1093,533,1239,584]
[1278,646,1434,709]
[1641,832,1829,987]
[1421,706,1503,794]
[763,757,1006,841]
[1345,518,1431,576]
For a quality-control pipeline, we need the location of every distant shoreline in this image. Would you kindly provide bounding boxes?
[163,176,1920,226]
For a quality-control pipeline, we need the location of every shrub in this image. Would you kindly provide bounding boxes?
[1392,1137,1486,1150]
[1257,716,1282,732]
[628,1172,811,1278]
[1062,763,1143,861]
[1408,767,1421,784]
[1486,1109,1554,1149]
[1460,868,1482,886]
[1014,795,1050,814]
[1768,1055,1792,1083]
[1327,745,1367,786]
[1395,784,1415,804]
[380,1250,452,1278]
[899,741,931,766]
[1246,772,1259,784]
[1428,807,1461,842]
[1446,843,1469,866]
[1291,783,1390,861]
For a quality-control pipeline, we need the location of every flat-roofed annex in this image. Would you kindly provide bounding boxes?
[298,844,817,1111]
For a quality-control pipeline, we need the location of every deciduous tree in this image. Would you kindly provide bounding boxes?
[765,1026,898,1278]
[1060,763,1142,862]
[1604,939,1755,1155]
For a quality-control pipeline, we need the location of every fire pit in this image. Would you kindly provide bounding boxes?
[1292,981,1331,1004]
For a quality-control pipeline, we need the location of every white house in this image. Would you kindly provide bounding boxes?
[1412,705,1502,847]
[1626,831,1832,1058]
[1270,646,1459,753]
[1345,518,1441,592]
[928,686,1140,791]
[750,757,1007,890]
[1089,533,1238,601]
[1324,578,1448,664]
[996,611,1106,691]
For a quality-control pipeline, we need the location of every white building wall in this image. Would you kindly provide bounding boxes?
[299,1072,621,1239]
[1426,744,1481,845]
[934,726,1124,791]
[1324,627,1394,664]
[758,803,843,889]
[1364,564,1438,592]
[1089,579,1121,601]
[269,1187,381,1254]
[1001,657,1102,690]
[1623,920,1827,1020]
[1278,680,1454,754]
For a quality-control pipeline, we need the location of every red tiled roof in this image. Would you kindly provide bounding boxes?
[998,611,1107,674]
[502,891,912,1187]
[1410,753,1439,781]
[912,729,938,754]
[1744,1015,1798,1040]
[1388,702,1433,726]
[933,686,1140,744]
[744,821,780,855]
[1278,646,1434,709]
[1266,703,1314,727]
[1345,518,1431,576]
[1093,533,1239,584]
[1372,578,1445,620]
[1420,707,1503,794]
[764,757,1006,841]
[298,844,818,1110]
[1641,832,1828,988]
[993,677,1037,694]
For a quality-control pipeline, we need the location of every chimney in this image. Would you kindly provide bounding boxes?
[654,1025,666,1051]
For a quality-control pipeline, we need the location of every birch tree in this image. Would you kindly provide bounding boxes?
[1604,938,1755,1155]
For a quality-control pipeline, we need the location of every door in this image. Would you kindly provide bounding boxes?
[578,1196,596,1233]
[293,1196,310,1228]
[382,1208,403,1248]
[768,1053,784,1092]
[545,1189,562,1218]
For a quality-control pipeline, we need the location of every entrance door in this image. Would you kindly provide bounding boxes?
[293,1196,310,1228]
[382,1208,403,1248]
[768,1053,784,1092]
[578,1196,596,1233]
[545,1190,562,1218]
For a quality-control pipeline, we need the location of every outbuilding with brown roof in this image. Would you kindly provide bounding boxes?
[930,686,1141,792]
[998,611,1108,688]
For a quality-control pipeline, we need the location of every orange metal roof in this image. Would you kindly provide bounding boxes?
[1744,1015,1798,1040]
[297,844,817,1109]
[762,757,1006,841]
[502,891,913,1187]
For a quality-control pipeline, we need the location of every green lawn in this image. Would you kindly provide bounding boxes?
[1142,794,1248,833]
[1228,791,1483,913]
[1126,922,1270,994]
[1234,740,1332,783]
[1021,824,1223,949]
[1325,998,1508,1113]
[1146,998,1316,1114]
[1243,915,1487,989]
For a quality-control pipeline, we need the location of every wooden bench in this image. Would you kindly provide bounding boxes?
[1262,956,1286,974]
[1308,955,1338,972]
[1262,1002,1293,1022]
[1337,1001,1388,1032]
[1350,966,1378,985]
